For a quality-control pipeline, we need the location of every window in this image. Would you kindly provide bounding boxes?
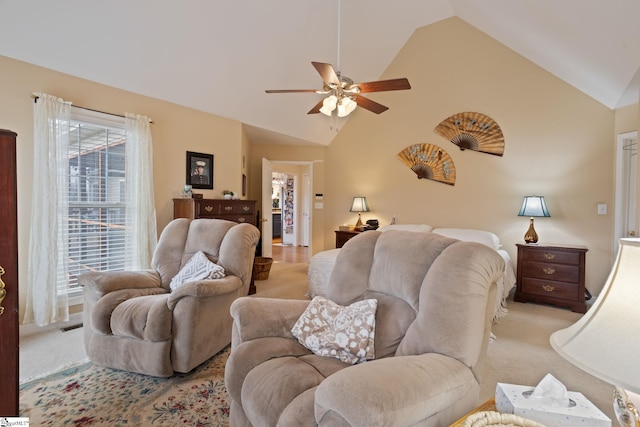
[63,112,127,304]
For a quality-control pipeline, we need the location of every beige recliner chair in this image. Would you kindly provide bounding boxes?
[225,230,504,426]
[80,218,260,377]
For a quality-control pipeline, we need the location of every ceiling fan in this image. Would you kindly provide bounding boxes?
[266,61,411,117]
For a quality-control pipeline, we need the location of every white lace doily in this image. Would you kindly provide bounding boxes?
[462,411,546,427]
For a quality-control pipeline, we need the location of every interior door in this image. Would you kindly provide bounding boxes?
[614,131,638,256]
[302,173,311,247]
[0,129,19,416]
[261,158,273,258]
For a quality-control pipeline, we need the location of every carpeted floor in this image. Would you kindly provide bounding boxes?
[20,347,230,426]
[19,262,616,425]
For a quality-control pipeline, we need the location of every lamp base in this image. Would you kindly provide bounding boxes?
[614,387,640,427]
[524,217,539,244]
[355,213,363,228]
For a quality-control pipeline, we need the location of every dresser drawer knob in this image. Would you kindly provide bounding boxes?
[242,206,250,212]
[543,267,556,275]
[543,253,555,260]
[205,206,213,212]
[542,284,555,292]
[238,217,246,222]
[225,206,233,212]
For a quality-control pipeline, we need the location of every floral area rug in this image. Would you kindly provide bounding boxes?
[19,347,230,426]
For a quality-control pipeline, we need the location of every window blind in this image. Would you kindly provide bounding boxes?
[62,112,127,304]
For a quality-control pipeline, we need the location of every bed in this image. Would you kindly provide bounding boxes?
[308,225,517,322]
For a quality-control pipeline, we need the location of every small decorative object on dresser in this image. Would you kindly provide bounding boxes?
[514,243,588,313]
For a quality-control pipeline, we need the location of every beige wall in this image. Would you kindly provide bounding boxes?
[0,55,248,319]
[322,17,628,297]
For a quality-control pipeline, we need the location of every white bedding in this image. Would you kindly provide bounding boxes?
[308,228,517,322]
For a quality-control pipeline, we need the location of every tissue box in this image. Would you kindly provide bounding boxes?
[496,383,611,427]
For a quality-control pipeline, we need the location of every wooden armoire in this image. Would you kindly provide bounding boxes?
[0,129,19,415]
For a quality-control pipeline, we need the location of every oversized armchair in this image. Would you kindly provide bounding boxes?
[80,218,260,377]
[225,230,504,426]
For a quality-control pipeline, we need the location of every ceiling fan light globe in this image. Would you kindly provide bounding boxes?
[337,97,357,117]
[320,95,338,116]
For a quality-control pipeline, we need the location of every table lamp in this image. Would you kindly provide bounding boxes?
[550,238,640,426]
[518,196,550,243]
[350,196,370,228]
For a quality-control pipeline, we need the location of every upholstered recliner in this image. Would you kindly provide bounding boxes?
[80,218,260,377]
[225,230,505,426]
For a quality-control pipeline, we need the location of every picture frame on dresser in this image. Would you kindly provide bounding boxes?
[186,151,214,189]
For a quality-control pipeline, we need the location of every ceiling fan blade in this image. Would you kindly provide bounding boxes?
[312,62,340,86]
[307,100,324,114]
[265,89,318,93]
[355,95,389,114]
[353,78,411,93]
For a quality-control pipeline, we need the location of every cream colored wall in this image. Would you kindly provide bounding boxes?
[0,55,247,319]
[248,144,326,254]
[325,17,622,297]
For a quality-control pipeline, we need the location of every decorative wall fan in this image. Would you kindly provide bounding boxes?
[434,112,504,156]
[266,62,411,116]
[397,143,456,186]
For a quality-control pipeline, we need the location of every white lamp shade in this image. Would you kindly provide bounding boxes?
[550,238,640,394]
[518,196,550,217]
[349,196,370,213]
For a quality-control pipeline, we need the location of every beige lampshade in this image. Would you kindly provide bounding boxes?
[550,238,640,394]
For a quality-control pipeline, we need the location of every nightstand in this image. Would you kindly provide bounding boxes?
[335,230,361,248]
[514,243,588,313]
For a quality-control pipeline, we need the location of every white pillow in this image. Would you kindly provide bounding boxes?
[291,296,377,365]
[432,228,501,250]
[378,224,433,233]
[169,251,225,291]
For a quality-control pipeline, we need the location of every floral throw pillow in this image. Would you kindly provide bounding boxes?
[169,251,225,291]
[291,296,377,364]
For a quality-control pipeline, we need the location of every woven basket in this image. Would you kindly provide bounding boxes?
[253,257,273,280]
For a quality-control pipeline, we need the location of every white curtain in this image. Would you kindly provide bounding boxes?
[124,113,157,269]
[24,93,71,326]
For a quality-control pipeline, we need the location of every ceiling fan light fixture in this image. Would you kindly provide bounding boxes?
[320,95,338,116]
[337,96,357,117]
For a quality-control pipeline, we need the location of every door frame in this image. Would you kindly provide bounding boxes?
[261,158,314,257]
[614,130,638,256]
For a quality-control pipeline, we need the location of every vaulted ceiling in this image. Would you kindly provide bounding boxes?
[1,0,639,146]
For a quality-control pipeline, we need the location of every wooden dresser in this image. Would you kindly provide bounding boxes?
[514,243,588,313]
[173,198,257,225]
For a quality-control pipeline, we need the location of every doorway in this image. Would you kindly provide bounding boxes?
[261,158,312,263]
[614,131,638,256]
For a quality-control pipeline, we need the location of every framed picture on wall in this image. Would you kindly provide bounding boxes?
[186,151,214,189]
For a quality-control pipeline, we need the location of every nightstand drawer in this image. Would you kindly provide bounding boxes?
[520,260,580,283]
[521,278,580,301]
[521,249,580,265]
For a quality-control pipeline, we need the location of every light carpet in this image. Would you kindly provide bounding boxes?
[19,262,616,424]
[20,347,230,426]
